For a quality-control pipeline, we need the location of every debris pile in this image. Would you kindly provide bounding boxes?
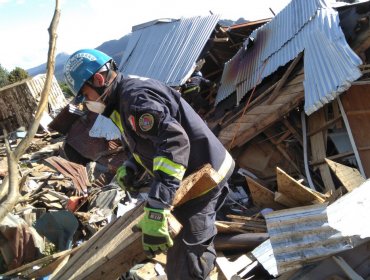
[1,0,370,279]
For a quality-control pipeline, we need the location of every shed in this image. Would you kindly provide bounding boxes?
[0,74,67,133]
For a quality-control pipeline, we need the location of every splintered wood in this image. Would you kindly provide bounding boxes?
[325,158,365,192]
[245,176,284,210]
[276,167,326,206]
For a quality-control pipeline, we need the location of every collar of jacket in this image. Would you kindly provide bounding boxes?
[102,73,124,118]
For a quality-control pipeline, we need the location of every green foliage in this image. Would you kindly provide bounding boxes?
[59,82,74,97]
[0,64,9,88]
[7,67,29,84]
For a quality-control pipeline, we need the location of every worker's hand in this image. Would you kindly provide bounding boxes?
[137,207,173,256]
[115,165,135,191]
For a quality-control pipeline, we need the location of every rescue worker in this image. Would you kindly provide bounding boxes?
[181,70,216,112]
[63,49,235,280]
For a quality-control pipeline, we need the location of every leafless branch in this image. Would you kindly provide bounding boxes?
[0,0,61,222]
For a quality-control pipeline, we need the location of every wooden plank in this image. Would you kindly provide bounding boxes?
[276,167,326,206]
[266,53,303,105]
[311,151,354,166]
[264,130,302,173]
[219,69,303,130]
[172,164,219,206]
[332,100,343,129]
[274,82,304,98]
[246,176,284,210]
[325,159,365,192]
[245,104,283,115]
[217,220,267,233]
[2,248,77,276]
[230,90,304,148]
[215,221,249,234]
[274,192,301,208]
[283,70,304,86]
[307,115,343,137]
[52,203,146,280]
[282,118,303,146]
[308,109,336,192]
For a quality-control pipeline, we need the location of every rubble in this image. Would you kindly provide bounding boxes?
[1,0,370,279]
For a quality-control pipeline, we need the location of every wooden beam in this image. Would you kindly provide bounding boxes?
[264,130,302,173]
[308,109,336,192]
[229,88,304,148]
[220,81,278,128]
[310,151,354,166]
[266,52,303,105]
[325,158,365,192]
[282,118,303,146]
[307,115,343,137]
[276,130,292,145]
[208,51,223,67]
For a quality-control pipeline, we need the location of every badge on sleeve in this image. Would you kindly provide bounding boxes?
[138,113,155,132]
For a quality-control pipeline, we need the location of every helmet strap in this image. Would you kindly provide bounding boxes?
[87,61,117,98]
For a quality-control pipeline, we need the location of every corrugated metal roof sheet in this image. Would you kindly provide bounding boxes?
[253,180,370,276]
[215,0,362,116]
[29,74,68,116]
[118,15,220,87]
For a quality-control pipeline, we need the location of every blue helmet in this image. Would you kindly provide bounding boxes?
[63,49,113,96]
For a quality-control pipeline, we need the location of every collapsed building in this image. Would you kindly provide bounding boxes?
[1,0,370,279]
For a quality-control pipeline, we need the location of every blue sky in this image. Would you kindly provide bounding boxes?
[0,0,292,71]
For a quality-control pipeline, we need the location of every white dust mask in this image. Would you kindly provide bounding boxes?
[85,101,106,114]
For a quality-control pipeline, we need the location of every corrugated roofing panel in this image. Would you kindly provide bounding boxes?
[254,180,370,277]
[215,0,362,115]
[118,15,220,87]
[28,74,68,116]
[258,204,364,276]
[217,49,243,101]
[303,9,362,114]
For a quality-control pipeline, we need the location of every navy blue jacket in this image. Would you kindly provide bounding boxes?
[104,73,234,206]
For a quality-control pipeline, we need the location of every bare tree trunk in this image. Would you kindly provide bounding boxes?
[0,0,61,223]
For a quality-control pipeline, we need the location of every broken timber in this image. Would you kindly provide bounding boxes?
[245,175,285,210]
[325,158,365,192]
[276,167,326,206]
[45,164,219,280]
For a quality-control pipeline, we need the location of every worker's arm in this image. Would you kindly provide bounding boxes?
[128,90,190,208]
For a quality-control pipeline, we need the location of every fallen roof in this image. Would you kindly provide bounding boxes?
[215,0,362,115]
[118,15,220,87]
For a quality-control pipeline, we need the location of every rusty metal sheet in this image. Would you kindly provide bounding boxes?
[44,156,90,195]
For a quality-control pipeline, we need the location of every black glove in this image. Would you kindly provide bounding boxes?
[116,165,136,191]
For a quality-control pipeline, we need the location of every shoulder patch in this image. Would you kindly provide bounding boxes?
[138,113,155,132]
